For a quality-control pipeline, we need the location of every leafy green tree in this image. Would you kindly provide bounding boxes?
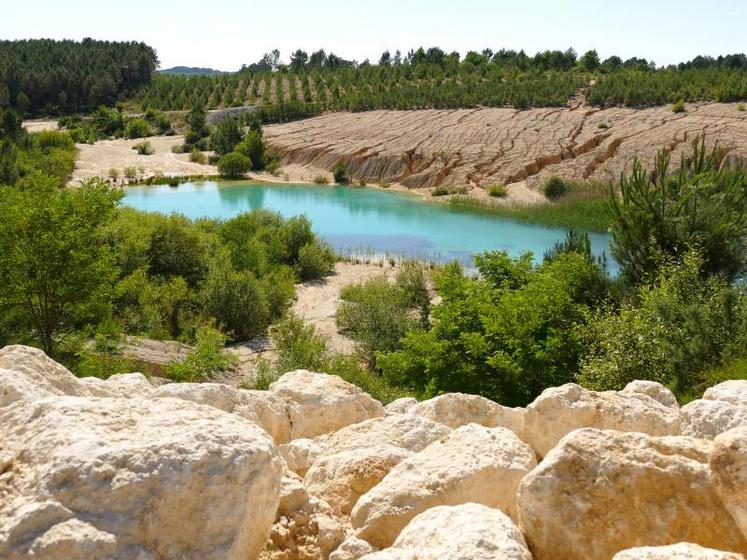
[124,118,151,139]
[235,129,265,170]
[609,138,747,285]
[0,176,122,354]
[185,101,209,145]
[210,117,243,155]
[145,215,209,287]
[580,49,601,71]
[217,151,252,177]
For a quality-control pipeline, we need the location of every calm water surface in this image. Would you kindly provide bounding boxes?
[123,181,613,269]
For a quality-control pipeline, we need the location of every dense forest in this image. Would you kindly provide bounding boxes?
[0,39,158,115]
[139,48,747,114]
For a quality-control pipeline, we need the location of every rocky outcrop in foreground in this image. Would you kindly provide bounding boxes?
[263,104,747,192]
[1,344,746,559]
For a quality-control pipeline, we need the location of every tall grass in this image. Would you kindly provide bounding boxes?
[450,180,612,232]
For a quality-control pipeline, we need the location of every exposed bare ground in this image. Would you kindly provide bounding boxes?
[263,102,747,197]
[121,262,394,386]
[70,135,216,185]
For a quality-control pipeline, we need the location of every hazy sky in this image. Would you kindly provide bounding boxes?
[4,0,745,71]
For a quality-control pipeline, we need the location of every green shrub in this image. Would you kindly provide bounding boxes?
[333,163,348,184]
[217,152,252,177]
[542,175,567,199]
[487,183,508,197]
[235,129,265,170]
[166,324,236,381]
[124,166,138,180]
[597,121,609,129]
[378,180,391,188]
[358,178,366,187]
[313,174,329,184]
[124,118,152,139]
[738,103,746,112]
[133,141,154,155]
[432,185,450,196]
[189,149,206,164]
[210,117,243,156]
[297,241,336,281]
[171,144,185,154]
[672,99,686,113]
[108,168,119,182]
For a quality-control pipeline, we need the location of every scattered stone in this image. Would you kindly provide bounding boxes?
[517,428,747,560]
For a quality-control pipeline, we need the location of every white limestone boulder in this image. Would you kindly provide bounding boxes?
[364,503,532,560]
[150,383,292,443]
[279,438,322,477]
[384,397,418,414]
[351,424,536,548]
[305,414,452,514]
[79,372,154,397]
[621,380,679,408]
[517,428,747,560]
[613,543,746,559]
[408,392,525,436]
[709,427,747,541]
[269,370,385,439]
[681,399,747,439]
[330,536,376,560]
[704,380,747,407]
[523,383,681,456]
[0,396,284,560]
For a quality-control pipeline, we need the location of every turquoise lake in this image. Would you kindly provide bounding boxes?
[123,181,614,269]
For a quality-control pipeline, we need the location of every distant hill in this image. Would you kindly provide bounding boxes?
[158,66,226,76]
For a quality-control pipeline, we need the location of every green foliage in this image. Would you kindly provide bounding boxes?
[578,251,747,397]
[0,176,122,354]
[297,241,336,281]
[166,324,236,381]
[672,99,686,113]
[189,148,206,164]
[313,174,329,184]
[235,129,265,170]
[124,118,151,139]
[542,175,567,199]
[609,137,747,284]
[184,102,209,146]
[210,118,243,156]
[487,183,508,197]
[333,163,348,184]
[133,141,154,155]
[377,251,607,405]
[145,215,210,287]
[218,152,252,177]
[432,185,469,196]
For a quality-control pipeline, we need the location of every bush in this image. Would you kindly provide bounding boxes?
[297,241,336,281]
[738,103,746,112]
[108,168,119,182]
[123,166,138,180]
[133,141,154,155]
[210,118,243,156]
[189,149,206,164]
[378,180,391,188]
[542,175,567,199]
[672,99,686,113]
[217,152,252,177]
[235,129,265,170]
[333,162,348,184]
[597,121,609,129]
[166,324,236,381]
[313,174,329,184]
[432,185,450,196]
[487,183,508,198]
[124,118,151,139]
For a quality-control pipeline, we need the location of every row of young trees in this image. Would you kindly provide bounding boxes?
[0,39,158,116]
[139,49,747,113]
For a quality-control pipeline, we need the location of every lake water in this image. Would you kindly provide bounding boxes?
[123,181,613,269]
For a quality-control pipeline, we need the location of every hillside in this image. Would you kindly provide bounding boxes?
[263,102,747,191]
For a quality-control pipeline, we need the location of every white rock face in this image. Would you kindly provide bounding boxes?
[0,345,93,406]
[330,536,376,560]
[279,438,322,477]
[681,399,747,439]
[369,503,532,560]
[613,543,747,559]
[351,424,536,549]
[523,383,681,456]
[151,383,292,443]
[384,397,418,414]
[305,414,452,514]
[270,370,385,439]
[704,380,747,407]
[710,427,747,541]
[0,396,284,560]
[621,380,679,408]
[517,428,747,560]
[80,372,155,397]
[408,392,525,436]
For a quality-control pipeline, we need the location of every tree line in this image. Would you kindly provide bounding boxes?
[0,39,158,116]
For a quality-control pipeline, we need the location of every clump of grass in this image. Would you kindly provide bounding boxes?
[542,175,567,199]
[358,178,366,187]
[597,122,609,129]
[378,180,391,188]
[133,141,154,155]
[108,168,120,182]
[487,183,508,198]
[432,185,469,197]
[738,103,746,112]
[672,99,686,113]
[313,174,329,184]
[123,166,138,180]
[189,148,206,164]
